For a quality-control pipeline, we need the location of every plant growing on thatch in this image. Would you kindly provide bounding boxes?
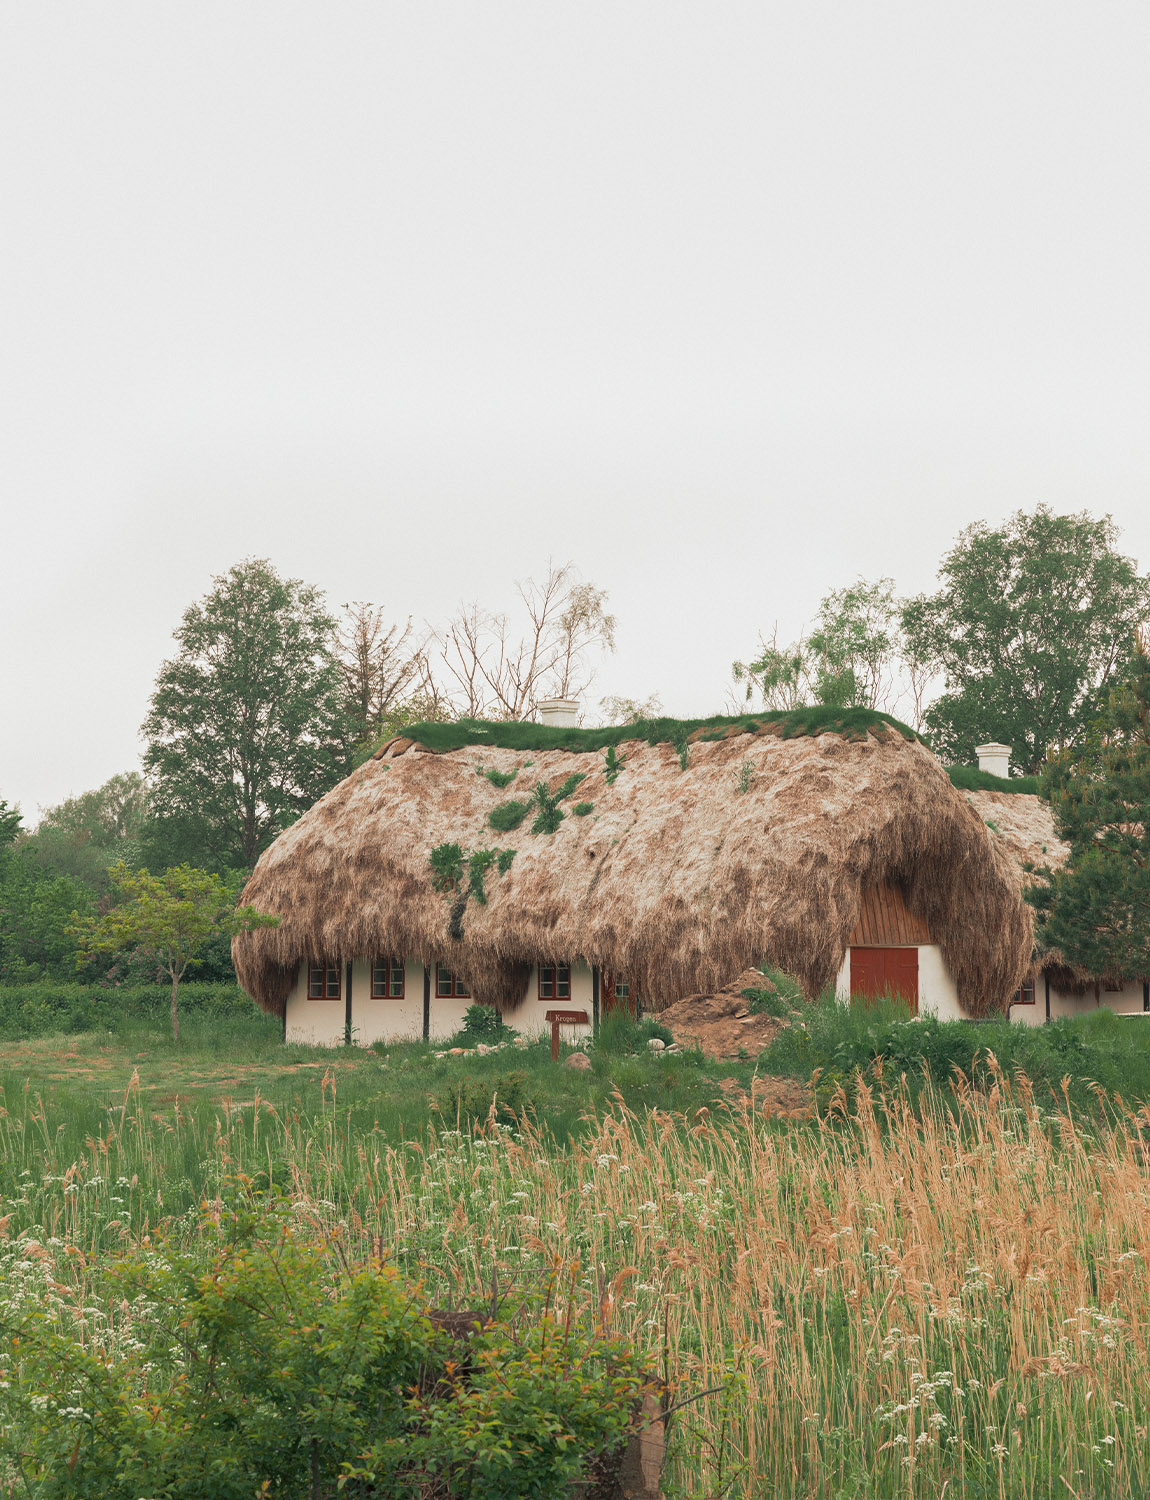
[529,773,586,835]
[430,843,514,939]
[484,767,518,788]
[736,759,754,794]
[488,800,530,832]
[430,843,466,891]
[603,746,626,785]
[573,802,594,817]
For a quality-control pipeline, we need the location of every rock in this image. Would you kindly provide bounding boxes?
[512,1035,531,1049]
[448,1047,467,1056]
[475,1043,492,1055]
[564,1051,592,1071]
[647,1037,666,1052]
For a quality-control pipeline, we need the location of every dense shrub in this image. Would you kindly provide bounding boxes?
[459,1002,504,1041]
[0,982,257,1039]
[761,992,1150,1106]
[2,1196,650,1499]
[435,1068,539,1126]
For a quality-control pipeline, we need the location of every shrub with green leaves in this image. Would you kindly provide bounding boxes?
[3,1195,652,1500]
[406,1317,650,1500]
[435,1068,538,1127]
[573,801,594,817]
[460,1001,503,1041]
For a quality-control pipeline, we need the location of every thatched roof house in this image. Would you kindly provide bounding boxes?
[233,712,1035,1044]
[964,786,1149,1018]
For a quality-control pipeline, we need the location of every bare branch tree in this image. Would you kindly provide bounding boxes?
[434,563,616,721]
[333,602,423,744]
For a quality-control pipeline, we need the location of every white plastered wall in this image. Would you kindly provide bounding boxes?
[835,945,966,1021]
[503,961,595,1043]
[284,957,603,1046]
[284,962,346,1046]
[351,958,426,1043]
[1036,978,1149,1023]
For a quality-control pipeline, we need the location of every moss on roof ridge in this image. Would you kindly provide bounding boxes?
[946,764,1043,796]
[374,706,921,757]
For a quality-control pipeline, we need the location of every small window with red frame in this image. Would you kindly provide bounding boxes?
[538,963,571,1001]
[1016,980,1035,1005]
[308,962,341,1000]
[371,957,405,998]
[436,965,470,999]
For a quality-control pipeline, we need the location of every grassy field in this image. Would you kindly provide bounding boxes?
[3,991,1150,1497]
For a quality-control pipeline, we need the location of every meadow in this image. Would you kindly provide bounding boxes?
[2,988,1150,1496]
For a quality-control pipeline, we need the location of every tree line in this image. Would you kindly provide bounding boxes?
[2,504,1148,990]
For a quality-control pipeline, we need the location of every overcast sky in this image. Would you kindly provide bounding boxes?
[3,3,1149,819]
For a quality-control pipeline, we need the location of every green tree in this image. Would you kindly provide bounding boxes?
[72,862,278,1040]
[1029,633,1150,982]
[22,771,149,892]
[0,801,96,982]
[734,577,904,713]
[143,558,347,868]
[902,506,1150,772]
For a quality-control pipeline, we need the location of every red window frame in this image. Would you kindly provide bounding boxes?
[538,963,571,1001]
[1016,980,1036,1005]
[308,961,341,1000]
[436,964,471,999]
[371,957,405,999]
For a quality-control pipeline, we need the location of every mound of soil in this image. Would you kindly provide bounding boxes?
[716,1073,814,1119]
[658,969,788,1060]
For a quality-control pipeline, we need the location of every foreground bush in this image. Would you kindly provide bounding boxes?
[1,1196,651,1499]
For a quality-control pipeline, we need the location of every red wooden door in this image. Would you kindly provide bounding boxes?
[601,973,637,1018]
[850,947,918,1011]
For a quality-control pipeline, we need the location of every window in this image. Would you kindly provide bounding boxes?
[371,957,405,999]
[1104,980,1123,993]
[1016,980,1035,1005]
[436,964,471,999]
[538,963,571,1001]
[308,961,341,1000]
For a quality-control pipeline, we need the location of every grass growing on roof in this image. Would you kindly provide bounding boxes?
[946,763,1043,795]
[373,707,921,757]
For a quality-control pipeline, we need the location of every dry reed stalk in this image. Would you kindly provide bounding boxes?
[5,1074,1150,1497]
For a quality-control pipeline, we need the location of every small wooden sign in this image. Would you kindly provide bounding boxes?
[544,1008,589,1060]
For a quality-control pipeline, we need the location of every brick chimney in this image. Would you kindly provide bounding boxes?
[975,741,1011,779]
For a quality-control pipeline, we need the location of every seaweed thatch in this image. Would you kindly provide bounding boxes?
[964,787,1097,993]
[233,721,1033,1020]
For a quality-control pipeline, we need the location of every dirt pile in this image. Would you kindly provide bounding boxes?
[657,968,790,1060]
[715,1073,814,1119]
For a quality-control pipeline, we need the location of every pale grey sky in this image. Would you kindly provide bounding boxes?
[3,3,1149,817]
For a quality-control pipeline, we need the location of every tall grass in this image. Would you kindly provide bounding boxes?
[3,1060,1149,1496]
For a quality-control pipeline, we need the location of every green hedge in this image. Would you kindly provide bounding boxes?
[0,982,258,1039]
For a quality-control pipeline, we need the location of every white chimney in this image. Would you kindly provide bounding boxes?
[537,697,580,728]
[975,742,1011,779]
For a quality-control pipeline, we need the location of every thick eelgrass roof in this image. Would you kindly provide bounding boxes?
[234,716,1032,1019]
[963,787,1102,992]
